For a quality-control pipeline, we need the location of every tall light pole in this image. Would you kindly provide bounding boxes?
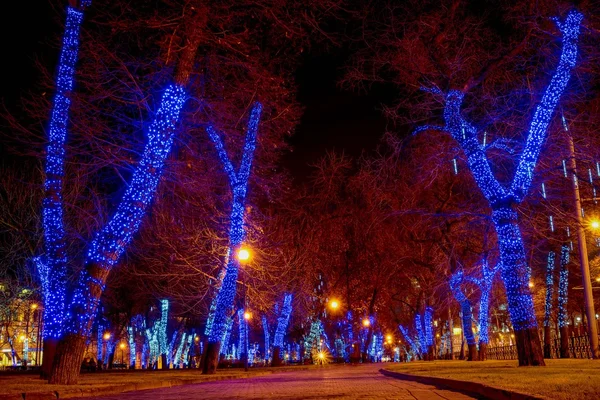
[568,134,599,359]
[238,246,251,371]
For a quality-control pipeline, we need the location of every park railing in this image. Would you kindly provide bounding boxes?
[486,335,600,360]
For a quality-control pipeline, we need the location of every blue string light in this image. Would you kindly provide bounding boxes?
[237,309,248,359]
[449,271,476,346]
[424,307,434,349]
[558,245,570,328]
[544,252,556,328]
[205,103,263,344]
[418,11,581,334]
[398,324,419,357]
[220,317,233,356]
[40,6,86,340]
[273,294,293,348]
[262,315,270,360]
[68,85,186,335]
[159,300,169,359]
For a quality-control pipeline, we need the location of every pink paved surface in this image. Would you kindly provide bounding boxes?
[82,364,475,399]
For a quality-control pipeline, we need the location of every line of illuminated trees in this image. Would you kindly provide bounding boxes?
[3,0,600,385]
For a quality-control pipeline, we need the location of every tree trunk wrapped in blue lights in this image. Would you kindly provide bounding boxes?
[543,251,556,358]
[417,10,582,366]
[272,294,292,366]
[558,245,570,358]
[37,2,89,378]
[398,324,420,360]
[450,261,499,361]
[262,315,270,362]
[44,5,207,383]
[202,103,263,374]
[449,270,477,361]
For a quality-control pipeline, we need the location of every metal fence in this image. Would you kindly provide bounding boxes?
[486,335,599,360]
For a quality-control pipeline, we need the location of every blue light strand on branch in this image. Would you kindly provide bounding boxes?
[510,11,582,201]
[558,245,570,328]
[273,294,293,348]
[67,84,186,336]
[205,103,263,344]
[544,252,556,328]
[41,6,85,340]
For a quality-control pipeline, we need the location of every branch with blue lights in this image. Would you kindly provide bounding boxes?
[38,2,90,347]
[416,10,582,366]
[398,324,421,360]
[41,4,207,383]
[202,102,263,373]
[47,82,186,382]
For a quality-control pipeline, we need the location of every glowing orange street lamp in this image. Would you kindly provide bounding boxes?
[329,299,340,311]
[362,318,370,328]
[244,311,252,321]
[103,332,111,340]
[591,220,600,230]
[237,247,251,263]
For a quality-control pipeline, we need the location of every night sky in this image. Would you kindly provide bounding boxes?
[1,3,389,182]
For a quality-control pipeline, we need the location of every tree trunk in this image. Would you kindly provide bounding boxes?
[271,346,282,366]
[479,342,487,361]
[467,343,478,361]
[560,326,570,358]
[202,341,220,374]
[48,334,86,384]
[515,327,545,366]
[543,326,552,358]
[492,207,545,366]
[40,338,58,379]
[161,354,168,370]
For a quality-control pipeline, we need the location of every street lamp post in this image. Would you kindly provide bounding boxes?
[238,246,251,371]
[568,134,599,359]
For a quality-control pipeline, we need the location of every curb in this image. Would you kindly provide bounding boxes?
[11,366,314,399]
[379,369,543,400]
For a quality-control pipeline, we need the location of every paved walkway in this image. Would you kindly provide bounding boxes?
[83,364,475,400]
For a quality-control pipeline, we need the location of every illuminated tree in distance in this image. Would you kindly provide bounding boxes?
[416,10,582,365]
[449,261,499,361]
[272,293,292,366]
[202,102,263,374]
[262,315,271,362]
[557,245,570,358]
[543,251,556,358]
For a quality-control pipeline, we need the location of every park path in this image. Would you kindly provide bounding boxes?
[82,363,475,400]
